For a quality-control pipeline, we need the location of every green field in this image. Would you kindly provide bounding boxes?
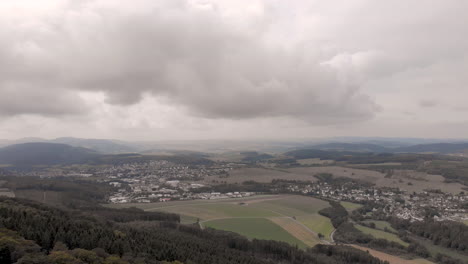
[204,218,307,248]
[362,220,397,233]
[355,224,409,247]
[340,201,362,211]
[109,195,334,248]
[297,215,334,240]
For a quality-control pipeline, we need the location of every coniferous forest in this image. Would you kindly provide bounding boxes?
[0,197,388,264]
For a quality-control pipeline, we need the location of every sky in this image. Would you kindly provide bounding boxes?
[0,0,467,141]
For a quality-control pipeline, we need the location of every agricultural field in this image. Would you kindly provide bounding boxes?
[110,195,334,248]
[355,224,409,247]
[204,218,307,248]
[362,220,397,233]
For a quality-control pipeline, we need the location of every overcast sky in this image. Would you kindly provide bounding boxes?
[1,0,467,141]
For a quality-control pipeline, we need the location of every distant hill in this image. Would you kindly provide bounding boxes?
[0,143,214,167]
[240,151,274,162]
[284,149,362,159]
[0,137,136,154]
[0,142,99,166]
[51,137,136,154]
[298,141,468,155]
[394,142,468,154]
[309,143,389,153]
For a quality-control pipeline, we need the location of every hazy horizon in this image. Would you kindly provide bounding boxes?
[2,135,468,144]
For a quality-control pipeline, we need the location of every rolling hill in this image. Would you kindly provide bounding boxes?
[0,142,99,166]
[394,143,468,154]
[51,137,136,154]
[309,143,389,153]
[297,142,468,155]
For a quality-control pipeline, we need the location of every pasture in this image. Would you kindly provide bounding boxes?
[355,224,408,247]
[340,201,362,211]
[362,220,397,233]
[110,195,334,248]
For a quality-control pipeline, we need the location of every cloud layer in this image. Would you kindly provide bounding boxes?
[0,0,379,123]
[1,0,468,139]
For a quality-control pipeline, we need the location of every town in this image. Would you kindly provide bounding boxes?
[94,159,468,225]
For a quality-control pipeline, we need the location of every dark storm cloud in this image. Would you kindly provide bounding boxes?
[0,0,378,123]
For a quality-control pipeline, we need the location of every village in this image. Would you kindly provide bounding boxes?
[102,160,256,203]
[285,180,468,223]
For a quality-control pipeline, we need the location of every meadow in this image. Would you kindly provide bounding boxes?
[355,224,409,247]
[340,201,362,211]
[110,194,334,248]
[362,220,397,233]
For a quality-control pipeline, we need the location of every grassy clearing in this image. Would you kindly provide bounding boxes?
[296,215,334,240]
[355,225,409,247]
[179,214,199,225]
[204,218,307,248]
[362,220,397,233]
[340,201,362,211]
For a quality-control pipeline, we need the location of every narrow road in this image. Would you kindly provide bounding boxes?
[329,229,336,244]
